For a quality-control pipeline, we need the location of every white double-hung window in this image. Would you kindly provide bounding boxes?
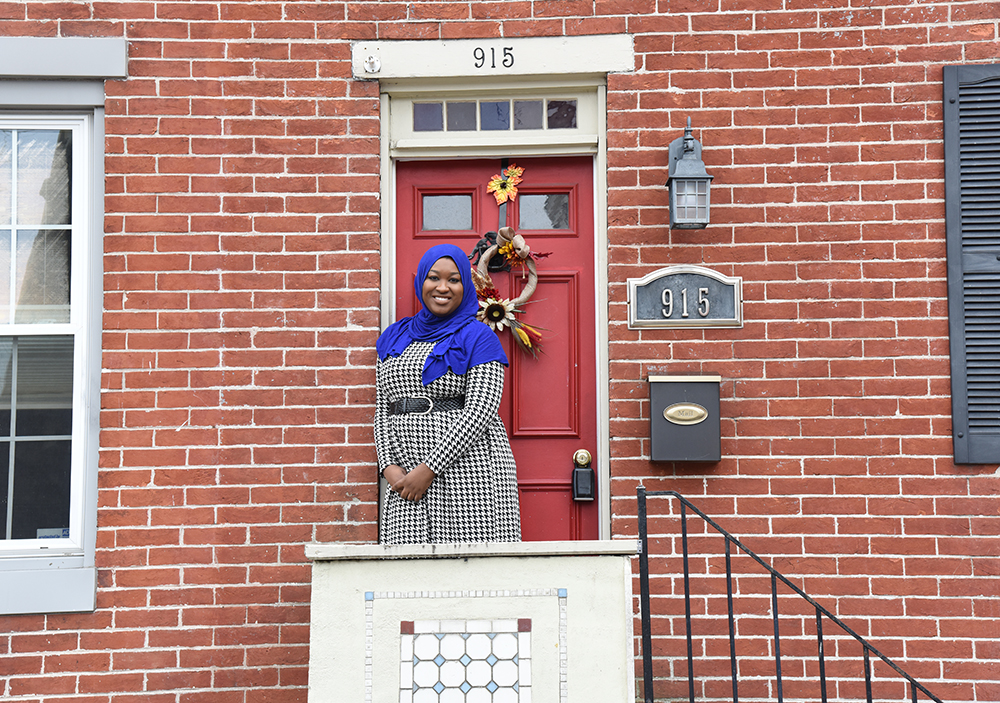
[0,37,125,614]
[0,118,87,541]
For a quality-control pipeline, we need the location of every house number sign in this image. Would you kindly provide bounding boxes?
[473,46,515,69]
[627,265,743,329]
[351,36,634,80]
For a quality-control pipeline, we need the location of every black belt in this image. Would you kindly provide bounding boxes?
[388,396,465,415]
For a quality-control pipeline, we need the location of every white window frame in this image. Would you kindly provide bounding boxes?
[1,114,91,552]
[387,86,602,157]
[0,36,124,614]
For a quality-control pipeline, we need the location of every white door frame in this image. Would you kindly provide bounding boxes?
[359,35,633,540]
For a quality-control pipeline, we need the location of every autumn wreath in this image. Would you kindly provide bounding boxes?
[472,226,543,356]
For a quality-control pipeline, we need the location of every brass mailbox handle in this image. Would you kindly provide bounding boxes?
[573,449,592,467]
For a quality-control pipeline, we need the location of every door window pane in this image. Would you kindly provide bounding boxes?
[446,102,477,131]
[413,103,444,132]
[547,100,577,129]
[480,101,510,130]
[422,194,473,231]
[519,193,570,230]
[514,101,543,130]
[17,130,71,226]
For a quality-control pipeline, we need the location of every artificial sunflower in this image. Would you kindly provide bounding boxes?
[486,164,525,205]
[478,297,516,331]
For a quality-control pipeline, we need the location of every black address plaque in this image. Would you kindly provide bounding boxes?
[627,265,743,329]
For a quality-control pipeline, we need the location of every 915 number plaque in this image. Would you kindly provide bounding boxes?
[473,46,514,69]
[627,265,743,329]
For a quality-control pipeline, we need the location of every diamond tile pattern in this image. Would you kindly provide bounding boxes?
[400,620,531,702]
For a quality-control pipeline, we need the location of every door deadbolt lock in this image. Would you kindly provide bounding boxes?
[572,448,595,502]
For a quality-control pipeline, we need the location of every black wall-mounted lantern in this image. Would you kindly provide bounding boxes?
[666,117,714,229]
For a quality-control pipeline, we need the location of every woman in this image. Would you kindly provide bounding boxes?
[374,243,521,544]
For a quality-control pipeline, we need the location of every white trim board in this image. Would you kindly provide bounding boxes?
[353,35,633,81]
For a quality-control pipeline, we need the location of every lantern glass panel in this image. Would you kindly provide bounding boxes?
[672,178,710,224]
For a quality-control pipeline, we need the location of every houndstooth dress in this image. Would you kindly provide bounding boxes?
[375,341,521,544]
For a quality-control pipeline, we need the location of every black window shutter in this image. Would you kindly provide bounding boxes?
[944,65,1000,464]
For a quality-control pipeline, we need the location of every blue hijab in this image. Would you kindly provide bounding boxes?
[376,243,508,385]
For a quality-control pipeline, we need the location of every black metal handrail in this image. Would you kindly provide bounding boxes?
[637,487,945,703]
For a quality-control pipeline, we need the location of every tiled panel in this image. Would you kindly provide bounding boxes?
[399,619,530,702]
[364,588,568,703]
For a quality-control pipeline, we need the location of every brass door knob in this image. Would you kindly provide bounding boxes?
[573,449,592,467]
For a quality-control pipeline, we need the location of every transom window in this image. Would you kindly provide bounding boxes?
[387,86,599,158]
[413,98,578,133]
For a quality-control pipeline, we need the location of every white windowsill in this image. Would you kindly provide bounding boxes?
[0,37,126,78]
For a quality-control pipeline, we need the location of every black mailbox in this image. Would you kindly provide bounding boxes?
[649,375,721,462]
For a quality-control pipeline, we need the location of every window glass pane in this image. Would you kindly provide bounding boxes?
[514,101,543,130]
[0,338,11,434]
[518,193,570,230]
[480,101,510,131]
[0,336,73,541]
[0,230,9,323]
[10,439,72,539]
[0,131,11,224]
[0,443,7,539]
[547,100,577,129]
[446,102,476,131]
[15,228,70,323]
[422,194,472,231]
[17,130,71,227]
[413,103,444,132]
[15,336,74,437]
[16,406,72,437]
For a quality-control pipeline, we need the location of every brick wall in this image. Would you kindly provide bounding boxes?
[606,3,999,701]
[0,2,997,702]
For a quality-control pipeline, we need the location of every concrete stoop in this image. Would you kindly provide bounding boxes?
[306,540,638,702]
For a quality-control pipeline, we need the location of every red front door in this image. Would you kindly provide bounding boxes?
[396,157,599,541]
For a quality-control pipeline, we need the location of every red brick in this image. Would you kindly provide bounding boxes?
[6,2,997,699]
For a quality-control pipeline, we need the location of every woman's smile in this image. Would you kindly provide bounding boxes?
[421,256,464,317]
